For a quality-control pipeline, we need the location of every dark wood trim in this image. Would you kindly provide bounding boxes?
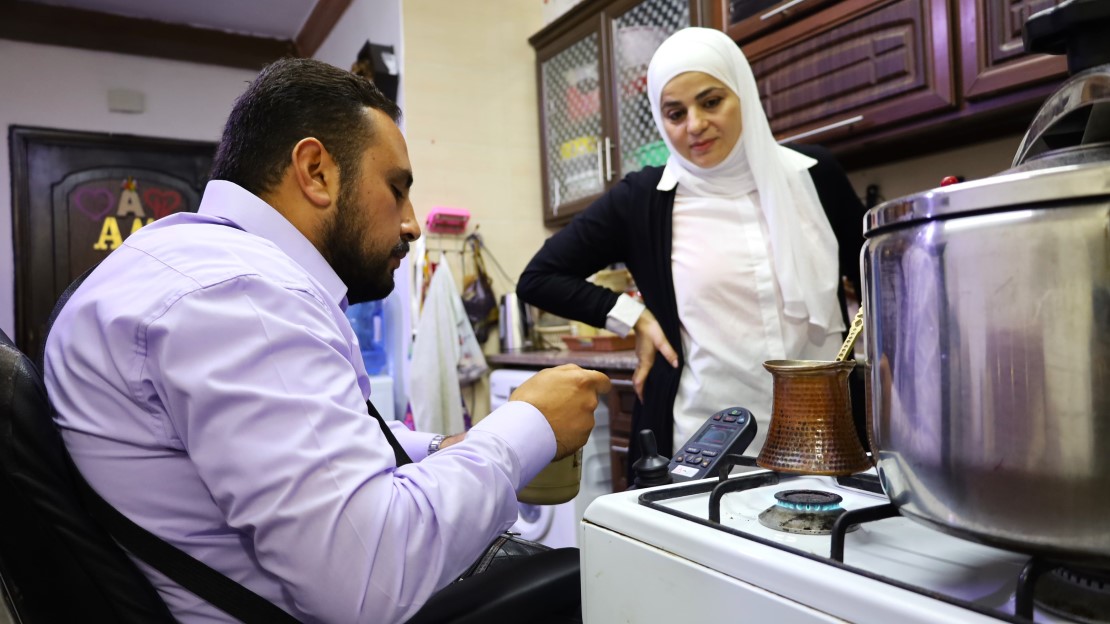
[0,0,297,69]
[294,0,355,58]
[726,0,837,44]
[530,0,615,50]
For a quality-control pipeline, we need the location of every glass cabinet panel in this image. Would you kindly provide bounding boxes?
[612,0,689,176]
[541,33,604,216]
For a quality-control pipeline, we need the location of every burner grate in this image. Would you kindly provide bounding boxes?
[637,456,1037,624]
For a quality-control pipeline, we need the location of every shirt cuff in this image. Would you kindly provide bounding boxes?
[469,400,555,489]
[605,293,646,338]
[388,421,437,462]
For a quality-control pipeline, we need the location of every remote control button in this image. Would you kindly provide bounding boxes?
[674,455,684,462]
[729,409,740,415]
[724,416,737,422]
[686,447,700,454]
[701,450,718,457]
[685,456,701,464]
[712,414,722,420]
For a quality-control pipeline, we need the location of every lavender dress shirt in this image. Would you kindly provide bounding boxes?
[43,180,556,624]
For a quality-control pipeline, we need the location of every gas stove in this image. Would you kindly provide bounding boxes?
[580,458,1109,623]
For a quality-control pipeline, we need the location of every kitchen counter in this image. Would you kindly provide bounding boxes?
[487,349,637,372]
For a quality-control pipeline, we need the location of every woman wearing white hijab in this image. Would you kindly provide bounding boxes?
[518,27,865,472]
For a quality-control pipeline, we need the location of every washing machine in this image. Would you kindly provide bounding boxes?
[488,368,611,549]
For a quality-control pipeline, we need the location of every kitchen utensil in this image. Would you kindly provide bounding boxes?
[862,0,1110,562]
[835,308,864,362]
[499,293,534,352]
[756,360,872,476]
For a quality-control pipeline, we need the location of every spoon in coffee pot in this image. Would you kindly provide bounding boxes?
[835,308,864,362]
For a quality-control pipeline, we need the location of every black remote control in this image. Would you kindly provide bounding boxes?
[668,407,758,482]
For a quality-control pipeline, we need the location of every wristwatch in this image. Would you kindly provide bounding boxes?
[428,434,447,454]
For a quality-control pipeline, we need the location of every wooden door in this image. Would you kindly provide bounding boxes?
[10,127,214,359]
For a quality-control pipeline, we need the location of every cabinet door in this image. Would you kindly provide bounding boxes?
[724,0,837,44]
[538,19,611,224]
[958,0,1067,100]
[606,0,693,179]
[744,0,955,145]
[607,377,636,492]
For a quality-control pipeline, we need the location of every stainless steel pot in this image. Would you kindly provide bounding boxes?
[862,0,1110,563]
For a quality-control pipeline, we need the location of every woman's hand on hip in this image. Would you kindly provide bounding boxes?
[632,309,679,403]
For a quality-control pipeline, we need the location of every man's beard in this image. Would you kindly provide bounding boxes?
[323,182,408,305]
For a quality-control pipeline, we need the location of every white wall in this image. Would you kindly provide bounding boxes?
[0,39,258,338]
[313,0,404,112]
[312,0,410,420]
[402,0,548,421]
[846,133,1025,205]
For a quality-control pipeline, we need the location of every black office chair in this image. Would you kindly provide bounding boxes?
[0,328,176,622]
[0,327,581,623]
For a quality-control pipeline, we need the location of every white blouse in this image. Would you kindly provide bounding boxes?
[668,185,841,455]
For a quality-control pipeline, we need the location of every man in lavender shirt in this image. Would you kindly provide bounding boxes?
[43,58,609,623]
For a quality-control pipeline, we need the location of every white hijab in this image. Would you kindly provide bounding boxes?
[647,27,842,332]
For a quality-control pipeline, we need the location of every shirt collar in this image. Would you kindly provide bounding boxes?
[197,180,349,306]
[657,163,679,191]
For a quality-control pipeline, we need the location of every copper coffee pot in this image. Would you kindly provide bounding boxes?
[756,310,872,475]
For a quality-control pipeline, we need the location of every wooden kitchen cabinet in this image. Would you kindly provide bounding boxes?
[724,0,839,44]
[606,377,636,492]
[530,0,710,225]
[707,0,1069,165]
[958,0,1067,100]
[742,0,957,146]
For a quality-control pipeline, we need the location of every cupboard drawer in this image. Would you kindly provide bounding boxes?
[745,0,955,144]
[725,0,837,44]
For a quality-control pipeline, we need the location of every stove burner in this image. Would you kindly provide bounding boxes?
[757,489,855,535]
[1035,566,1110,624]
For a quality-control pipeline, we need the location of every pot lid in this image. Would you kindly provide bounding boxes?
[863,160,1110,236]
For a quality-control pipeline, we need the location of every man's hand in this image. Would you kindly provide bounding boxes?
[510,364,612,460]
[632,309,679,402]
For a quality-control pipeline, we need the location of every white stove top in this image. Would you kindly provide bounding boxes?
[581,469,1074,623]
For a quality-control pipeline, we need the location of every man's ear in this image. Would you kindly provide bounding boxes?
[290,137,337,209]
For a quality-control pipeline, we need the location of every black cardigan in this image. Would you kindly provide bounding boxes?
[517,143,866,473]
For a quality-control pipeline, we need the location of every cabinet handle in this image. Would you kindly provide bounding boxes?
[610,445,629,454]
[604,136,613,182]
[596,137,605,187]
[761,0,807,20]
[776,115,864,144]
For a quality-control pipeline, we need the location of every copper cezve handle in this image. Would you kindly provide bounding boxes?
[835,308,864,362]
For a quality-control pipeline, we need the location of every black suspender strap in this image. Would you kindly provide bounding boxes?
[367,400,413,466]
[70,462,300,624]
[48,264,300,623]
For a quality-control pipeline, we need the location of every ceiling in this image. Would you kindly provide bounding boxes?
[0,0,354,68]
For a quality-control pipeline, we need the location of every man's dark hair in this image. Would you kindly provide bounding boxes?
[209,57,402,196]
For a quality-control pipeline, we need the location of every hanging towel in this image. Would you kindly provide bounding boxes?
[409,253,489,434]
